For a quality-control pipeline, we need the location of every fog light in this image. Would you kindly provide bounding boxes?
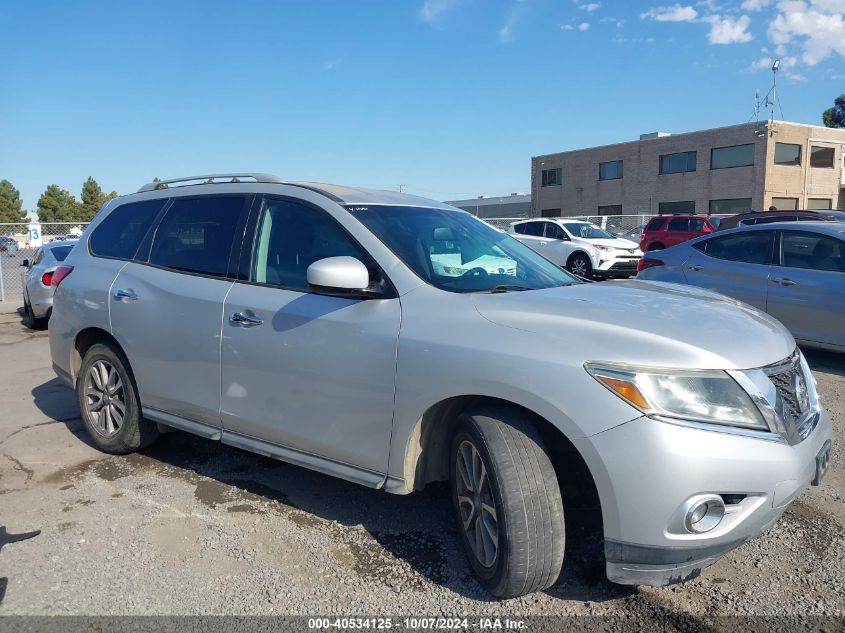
[684,495,725,533]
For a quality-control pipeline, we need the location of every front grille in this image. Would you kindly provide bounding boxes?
[609,261,638,271]
[763,352,817,441]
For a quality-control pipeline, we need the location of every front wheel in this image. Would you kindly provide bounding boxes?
[450,407,565,598]
[567,253,592,278]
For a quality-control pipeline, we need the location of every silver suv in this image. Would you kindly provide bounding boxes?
[49,174,832,598]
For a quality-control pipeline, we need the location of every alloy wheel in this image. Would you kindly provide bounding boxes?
[455,440,499,568]
[571,257,588,277]
[83,360,126,437]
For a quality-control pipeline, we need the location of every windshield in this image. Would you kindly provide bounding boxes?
[50,245,74,261]
[563,223,614,239]
[347,206,578,293]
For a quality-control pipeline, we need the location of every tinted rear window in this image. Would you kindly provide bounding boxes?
[696,232,773,264]
[646,218,664,231]
[50,245,74,262]
[90,200,167,259]
[149,196,247,277]
[667,219,689,231]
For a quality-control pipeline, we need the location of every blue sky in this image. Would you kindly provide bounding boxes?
[1,0,844,212]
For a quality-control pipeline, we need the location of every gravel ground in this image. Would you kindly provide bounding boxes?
[0,306,843,623]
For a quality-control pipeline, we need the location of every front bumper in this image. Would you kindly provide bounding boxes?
[594,256,641,278]
[573,409,832,586]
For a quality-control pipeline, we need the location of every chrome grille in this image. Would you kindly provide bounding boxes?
[763,352,817,442]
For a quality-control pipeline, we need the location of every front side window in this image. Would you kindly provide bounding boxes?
[810,146,835,168]
[348,206,577,293]
[90,199,167,260]
[562,223,614,239]
[696,231,773,265]
[658,201,695,214]
[599,160,623,181]
[780,232,843,272]
[149,196,247,277]
[659,151,697,174]
[252,198,373,291]
[544,222,565,239]
[774,143,801,166]
[667,218,690,231]
[807,198,833,211]
[541,168,561,186]
[709,198,752,214]
[711,144,755,169]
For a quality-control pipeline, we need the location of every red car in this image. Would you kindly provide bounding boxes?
[639,215,719,252]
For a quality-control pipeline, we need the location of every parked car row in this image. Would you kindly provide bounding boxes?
[45,175,832,599]
[637,221,845,352]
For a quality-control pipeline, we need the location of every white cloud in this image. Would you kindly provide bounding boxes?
[641,4,699,21]
[741,0,773,10]
[706,14,754,43]
[768,0,845,65]
[561,23,575,30]
[420,0,455,22]
[578,21,591,30]
[580,2,601,11]
[499,23,514,42]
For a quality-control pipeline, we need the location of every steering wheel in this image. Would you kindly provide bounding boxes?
[461,267,489,277]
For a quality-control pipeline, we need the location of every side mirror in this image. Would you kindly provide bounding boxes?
[307,257,370,293]
[21,259,29,268]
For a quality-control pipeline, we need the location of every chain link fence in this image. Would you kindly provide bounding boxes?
[0,222,89,303]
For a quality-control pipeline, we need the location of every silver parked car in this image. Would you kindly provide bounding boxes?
[637,222,845,352]
[49,174,832,598]
[20,239,77,328]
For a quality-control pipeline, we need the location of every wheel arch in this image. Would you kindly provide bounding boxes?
[398,395,604,530]
[72,327,124,384]
[566,249,594,267]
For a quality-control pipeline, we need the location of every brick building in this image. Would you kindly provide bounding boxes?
[531,120,845,217]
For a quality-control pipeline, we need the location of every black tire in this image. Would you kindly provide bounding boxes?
[648,243,665,252]
[566,253,593,278]
[449,406,565,598]
[23,298,47,330]
[77,342,158,454]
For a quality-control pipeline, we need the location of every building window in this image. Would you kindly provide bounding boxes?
[771,197,798,210]
[599,160,623,181]
[711,144,755,169]
[810,146,835,168]
[658,201,696,214]
[659,151,697,174]
[541,208,561,217]
[774,143,801,166]
[709,198,753,214]
[541,168,562,186]
[807,198,833,210]
[597,205,622,215]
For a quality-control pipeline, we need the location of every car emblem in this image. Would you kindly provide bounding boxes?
[794,372,810,412]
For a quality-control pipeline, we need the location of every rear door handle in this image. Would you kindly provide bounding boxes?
[114,288,140,301]
[230,311,264,326]
[771,277,797,286]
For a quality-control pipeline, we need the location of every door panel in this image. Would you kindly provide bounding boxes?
[110,262,233,424]
[221,284,401,473]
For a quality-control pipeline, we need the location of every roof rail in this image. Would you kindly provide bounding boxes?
[137,173,285,193]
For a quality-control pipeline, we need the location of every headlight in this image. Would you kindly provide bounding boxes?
[594,245,614,252]
[585,363,768,430]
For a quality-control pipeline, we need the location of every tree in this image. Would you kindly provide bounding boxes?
[79,177,118,220]
[36,185,80,222]
[822,94,845,128]
[0,179,26,223]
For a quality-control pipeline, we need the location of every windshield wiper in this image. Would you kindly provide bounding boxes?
[488,284,535,293]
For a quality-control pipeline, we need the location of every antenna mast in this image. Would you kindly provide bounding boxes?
[765,59,780,122]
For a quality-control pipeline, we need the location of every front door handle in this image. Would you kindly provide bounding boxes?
[771,277,797,286]
[687,265,704,272]
[114,288,140,301]
[230,311,264,326]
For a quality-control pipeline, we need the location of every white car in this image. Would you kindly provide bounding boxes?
[508,219,642,278]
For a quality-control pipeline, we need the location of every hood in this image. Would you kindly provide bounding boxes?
[472,280,795,370]
[575,237,640,250]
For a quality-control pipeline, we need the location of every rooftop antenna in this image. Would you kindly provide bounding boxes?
[765,59,780,122]
[754,89,761,123]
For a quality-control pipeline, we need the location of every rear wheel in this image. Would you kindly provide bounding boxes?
[77,342,158,454]
[567,253,592,278]
[449,407,565,598]
[23,298,47,330]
